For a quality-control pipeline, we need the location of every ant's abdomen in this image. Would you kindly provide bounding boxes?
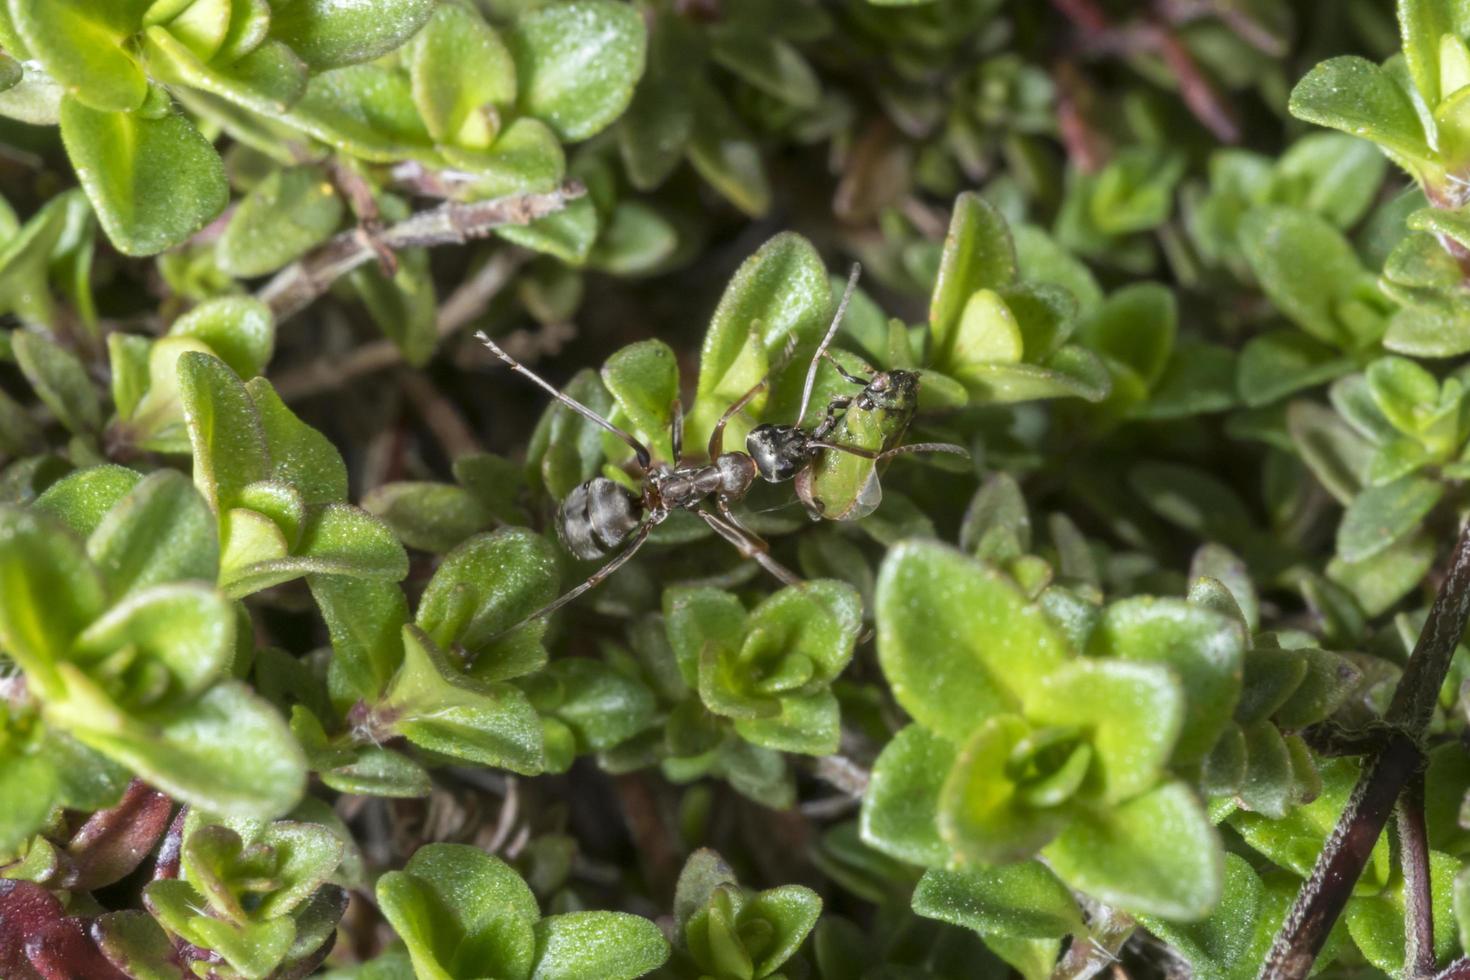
[559,477,644,560]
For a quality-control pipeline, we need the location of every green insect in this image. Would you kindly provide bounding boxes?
[792,362,963,521]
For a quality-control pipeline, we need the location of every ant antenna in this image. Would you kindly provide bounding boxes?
[475,331,652,471]
[797,263,862,428]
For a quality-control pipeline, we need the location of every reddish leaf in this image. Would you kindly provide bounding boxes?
[153,807,188,880]
[63,780,173,890]
[0,880,62,980]
[25,917,129,980]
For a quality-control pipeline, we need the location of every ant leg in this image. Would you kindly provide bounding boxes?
[875,441,971,463]
[486,519,657,642]
[708,337,807,458]
[670,396,684,464]
[475,331,652,472]
[699,505,804,589]
[822,353,872,387]
[796,263,862,426]
[708,377,769,459]
[811,396,852,440]
[806,439,970,463]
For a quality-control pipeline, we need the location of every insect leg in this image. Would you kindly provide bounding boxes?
[475,331,652,471]
[796,263,862,426]
[806,439,970,463]
[707,337,805,458]
[670,396,684,464]
[487,518,657,641]
[811,396,852,440]
[701,502,804,588]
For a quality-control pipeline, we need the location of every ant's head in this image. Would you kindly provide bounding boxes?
[856,369,919,412]
[746,424,811,483]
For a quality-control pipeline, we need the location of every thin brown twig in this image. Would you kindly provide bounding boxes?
[1437,958,1470,979]
[1260,523,1470,979]
[400,370,482,460]
[257,182,583,321]
[272,249,528,401]
[1399,769,1435,979]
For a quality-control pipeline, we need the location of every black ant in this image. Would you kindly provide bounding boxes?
[474,266,966,633]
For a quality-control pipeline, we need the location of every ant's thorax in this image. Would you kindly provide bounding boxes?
[644,452,758,515]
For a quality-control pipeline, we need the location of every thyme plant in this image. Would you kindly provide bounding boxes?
[6,1,1470,978]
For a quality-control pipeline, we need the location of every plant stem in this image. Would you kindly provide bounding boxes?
[271,248,527,401]
[1260,522,1470,979]
[257,182,583,321]
[1399,769,1435,979]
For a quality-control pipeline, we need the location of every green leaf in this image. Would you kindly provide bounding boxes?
[497,193,597,263]
[386,625,545,774]
[1336,475,1444,562]
[537,658,657,752]
[690,232,831,448]
[0,504,106,693]
[1345,849,1460,972]
[308,577,407,710]
[1274,133,1389,229]
[59,97,228,257]
[876,540,1072,742]
[408,4,515,149]
[178,352,269,511]
[0,738,59,857]
[1231,758,1392,892]
[941,288,1023,373]
[959,345,1111,404]
[930,192,1018,353]
[602,339,679,460]
[12,330,102,435]
[709,30,818,109]
[1086,597,1244,764]
[1079,283,1176,389]
[530,911,670,980]
[91,910,186,980]
[508,0,646,142]
[1024,658,1183,804]
[1239,207,1380,350]
[938,714,1070,863]
[1287,56,1432,163]
[687,82,769,216]
[169,296,274,379]
[364,482,493,554]
[377,842,539,980]
[1045,781,1222,921]
[219,167,343,278]
[415,528,560,663]
[674,849,738,929]
[10,0,149,113]
[286,65,436,163]
[734,690,841,755]
[289,503,407,580]
[66,680,305,819]
[145,878,295,978]
[71,583,234,705]
[268,0,435,70]
[141,29,308,118]
[1399,0,1464,106]
[1138,854,1290,980]
[1365,354,1439,434]
[1237,332,1352,408]
[859,723,954,866]
[912,863,1083,940]
[744,885,822,977]
[245,378,349,505]
[33,464,141,537]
